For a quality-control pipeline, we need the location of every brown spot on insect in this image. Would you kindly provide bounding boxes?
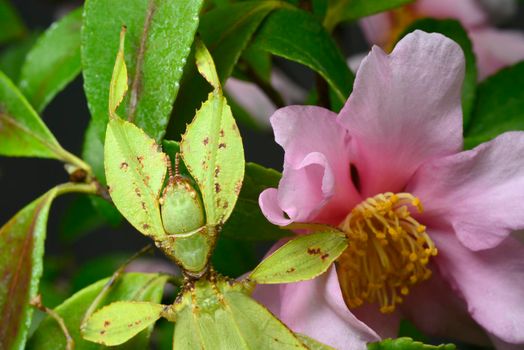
[219,129,225,137]
[104,320,111,327]
[120,162,129,171]
[107,185,113,194]
[214,166,220,177]
[222,201,229,209]
[142,223,150,230]
[307,247,322,255]
[141,202,147,210]
[321,253,330,261]
[128,323,134,328]
[135,188,142,197]
[232,123,238,132]
[286,267,296,273]
[215,183,221,193]
[134,320,142,325]
[234,180,242,195]
[203,137,209,145]
[143,175,150,186]
[218,143,226,149]
[100,330,106,335]
[136,156,145,167]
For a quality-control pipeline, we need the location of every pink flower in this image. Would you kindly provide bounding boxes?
[360,0,524,79]
[256,31,524,349]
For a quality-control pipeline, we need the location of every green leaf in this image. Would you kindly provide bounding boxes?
[168,1,281,137]
[400,19,477,126]
[195,39,221,90]
[0,71,67,159]
[180,42,245,226]
[173,278,306,349]
[367,337,456,350]
[222,163,290,241]
[18,7,82,113]
[212,237,260,277]
[0,0,26,44]
[82,0,203,181]
[464,61,524,149]
[250,230,348,284]
[251,8,354,106]
[82,301,165,346]
[104,118,168,238]
[0,189,56,350]
[29,273,169,350]
[109,26,128,119]
[296,334,336,350]
[324,0,414,31]
[0,33,39,82]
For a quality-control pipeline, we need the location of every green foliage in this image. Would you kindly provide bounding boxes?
[249,230,348,283]
[172,277,307,349]
[251,8,354,106]
[18,7,82,112]
[324,0,413,31]
[0,189,56,350]
[180,41,245,226]
[367,337,456,350]
[0,33,38,82]
[0,0,26,44]
[82,0,203,181]
[29,273,168,350]
[169,1,281,137]
[296,334,336,350]
[400,19,477,126]
[108,26,128,119]
[81,301,165,346]
[222,163,290,241]
[0,72,66,159]
[250,230,348,284]
[465,61,524,148]
[104,118,168,238]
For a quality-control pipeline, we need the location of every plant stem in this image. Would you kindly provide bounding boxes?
[30,295,75,350]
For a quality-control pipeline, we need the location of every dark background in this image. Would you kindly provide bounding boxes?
[1,1,523,348]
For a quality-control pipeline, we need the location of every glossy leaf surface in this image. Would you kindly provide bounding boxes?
[29,273,168,350]
[82,0,203,180]
[465,61,524,148]
[0,72,65,159]
[251,8,354,106]
[19,7,82,112]
[104,118,167,238]
[82,301,165,346]
[0,189,56,350]
[0,0,26,44]
[250,230,348,284]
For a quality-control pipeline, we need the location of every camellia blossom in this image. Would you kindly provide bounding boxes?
[360,0,524,79]
[256,31,524,349]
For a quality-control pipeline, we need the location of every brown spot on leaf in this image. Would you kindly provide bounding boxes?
[215,183,221,193]
[120,162,129,170]
[104,320,111,327]
[136,156,145,167]
[307,247,321,255]
[203,137,209,145]
[219,129,225,137]
[286,267,296,273]
[100,330,106,335]
[218,143,226,149]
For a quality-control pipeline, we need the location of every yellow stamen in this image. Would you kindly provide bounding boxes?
[336,192,436,314]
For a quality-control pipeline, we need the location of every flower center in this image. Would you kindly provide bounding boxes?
[336,193,437,313]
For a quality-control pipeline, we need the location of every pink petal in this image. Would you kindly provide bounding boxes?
[416,0,487,29]
[469,28,524,80]
[338,31,464,197]
[432,232,524,344]
[400,261,490,345]
[351,303,400,339]
[253,267,382,349]
[409,132,524,251]
[360,13,392,47]
[259,188,293,226]
[489,334,524,350]
[260,106,361,225]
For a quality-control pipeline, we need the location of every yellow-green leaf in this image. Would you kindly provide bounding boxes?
[82,301,165,346]
[250,230,348,284]
[104,118,167,237]
[109,26,128,119]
